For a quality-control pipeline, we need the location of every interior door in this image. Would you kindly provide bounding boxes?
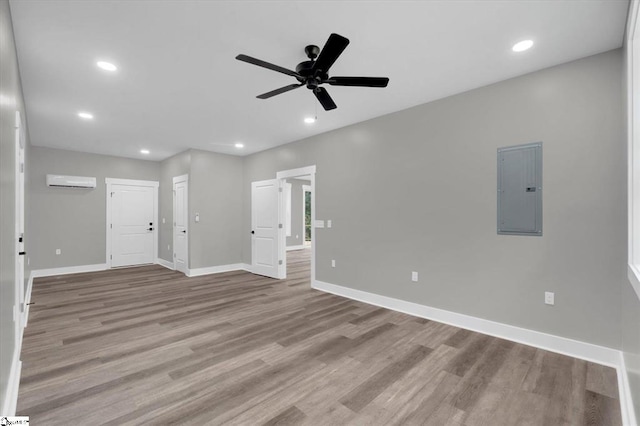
[173,177,188,274]
[251,179,281,278]
[111,184,155,267]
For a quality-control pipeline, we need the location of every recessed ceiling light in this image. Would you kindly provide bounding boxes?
[140,149,150,154]
[235,143,244,148]
[304,117,316,124]
[97,61,117,71]
[77,112,94,119]
[512,40,534,52]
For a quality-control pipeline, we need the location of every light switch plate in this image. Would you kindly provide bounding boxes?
[411,271,418,282]
[545,292,555,305]
[327,220,332,228]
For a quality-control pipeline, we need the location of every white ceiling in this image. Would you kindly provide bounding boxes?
[10,0,629,160]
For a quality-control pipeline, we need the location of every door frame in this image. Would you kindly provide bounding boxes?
[14,111,26,346]
[275,165,316,282]
[173,174,189,273]
[302,184,311,245]
[105,178,159,268]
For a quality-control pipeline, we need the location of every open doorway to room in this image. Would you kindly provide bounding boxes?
[283,176,312,283]
[277,166,315,283]
[303,184,312,248]
[250,165,315,281]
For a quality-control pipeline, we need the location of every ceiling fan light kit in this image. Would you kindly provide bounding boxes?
[236,33,389,111]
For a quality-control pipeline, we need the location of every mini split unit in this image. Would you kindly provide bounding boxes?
[46,174,96,188]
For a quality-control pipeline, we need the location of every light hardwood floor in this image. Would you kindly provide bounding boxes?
[18,248,622,425]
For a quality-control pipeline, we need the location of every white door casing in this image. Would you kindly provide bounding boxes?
[14,111,26,342]
[251,179,282,279]
[173,175,188,274]
[106,178,158,268]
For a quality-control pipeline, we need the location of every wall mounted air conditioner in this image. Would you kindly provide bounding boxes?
[46,174,97,188]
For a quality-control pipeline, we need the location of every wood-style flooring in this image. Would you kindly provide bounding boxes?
[18,248,622,425]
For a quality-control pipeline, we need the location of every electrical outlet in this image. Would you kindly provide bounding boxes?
[55,249,61,255]
[411,271,418,282]
[545,292,555,305]
[27,257,30,266]
[162,218,165,224]
[327,220,332,228]
[331,259,336,268]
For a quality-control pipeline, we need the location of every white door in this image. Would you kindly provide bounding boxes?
[15,111,26,337]
[173,176,188,274]
[110,184,155,267]
[251,179,282,279]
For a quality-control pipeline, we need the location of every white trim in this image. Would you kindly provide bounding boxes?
[275,165,316,180]
[173,174,189,274]
[619,352,639,426]
[104,177,159,187]
[628,265,640,302]
[312,280,621,367]
[1,347,21,416]
[156,257,175,270]
[173,174,188,184]
[32,263,108,278]
[187,263,251,277]
[628,0,640,302]
[106,178,159,268]
[286,245,307,251]
[23,271,34,327]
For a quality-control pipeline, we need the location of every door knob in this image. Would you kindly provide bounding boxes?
[148,228,154,231]
[18,251,26,256]
[251,230,255,234]
[182,230,187,233]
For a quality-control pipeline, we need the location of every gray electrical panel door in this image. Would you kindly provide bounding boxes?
[497,142,542,236]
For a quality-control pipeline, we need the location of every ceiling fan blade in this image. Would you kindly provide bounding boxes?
[326,77,389,87]
[236,54,300,78]
[256,83,304,99]
[312,33,350,73]
[314,87,337,111]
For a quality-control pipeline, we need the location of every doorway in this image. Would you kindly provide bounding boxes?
[173,174,188,274]
[303,184,312,247]
[106,178,158,268]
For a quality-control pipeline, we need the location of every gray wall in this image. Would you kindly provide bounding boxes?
[0,0,30,410]
[243,49,625,349]
[29,147,160,269]
[158,150,190,263]
[189,149,243,269]
[157,149,243,269]
[286,179,309,247]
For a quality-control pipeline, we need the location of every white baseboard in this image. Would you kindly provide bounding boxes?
[187,263,252,278]
[619,353,639,426]
[286,245,307,251]
[31,263,108,278]
[155,258,175,270]
[1,346,22,416]
[312,280,622,368]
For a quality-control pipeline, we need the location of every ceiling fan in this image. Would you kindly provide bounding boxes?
[235,33,389,111]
